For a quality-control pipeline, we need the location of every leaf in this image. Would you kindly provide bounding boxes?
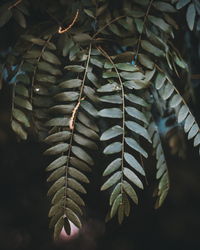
[83,86,99,103]
[14,96,32,110]
[194,133,200,147]
[68,178,86,194]
[110,183,121,205]
[125,137,148,158]
[186,3,196,31]
[45,118,69,127]
[103,142,122,155]
[170,94,182,108]
[124,168,144,189]
[76,123,99,141]
[47,166,65,182]
[125,93,148,107]
[125,106,148,124]
[100,125,123,141]
[161,82,174,100]
[99,108,122,118]
[64,65,85,72]
[54,216,64,240]
[123,181,138,204]
[11,120,27,140]
[103,158,122,176]
[176,0,190,9]
[125,121,151,142]
[101,171,122,191]
[138,54,154,69]
[153,2,176,13]
[44,143,69,155]
[120,71,144,81]
[177,105,189,123]
[0,9,12,28]
[141,40,165,57]
[148,15,172,33]
[66,198,83,216]
[73,133,98,150]
[103,71,118,78]
[44,131,71,144]
[59,79,82,89]
[110,194,122,218]
[70,157,92,173]
[116,63,137,72]
[80,100,98,118]
[54,92,79,102]
[71,146,94,166]
[13,9,26,28]
[65,208,82,228]
[99,95,122,104]
[67,188,85,206]
[188,124,199,140]
[97,82,120,92]
[64,218,71,235]
[68,167,89,183]
[47,177,65,196]
[84,9,95,18]
[13,108,30,127]
[15,85,29,97]
[46,156,68,171]
[42,51,61,65]
[77,112,99,132]
[124,152,145,176]
[184,114,195,133]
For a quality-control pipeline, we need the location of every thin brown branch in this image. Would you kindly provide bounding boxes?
[8,0,22,10]
[58,10,79,34]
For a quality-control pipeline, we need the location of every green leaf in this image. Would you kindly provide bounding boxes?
[103,158,122,176]
[110,183,121,205]
[0,9,12,27]
[103,142,122,155]
[15,85,29,97]
[141,40,165,57]
[188,124,199,140]
[11,120,27,140]
[54,92,79,102]
[176,0,190,9]
[81,100,98,118]
[84,8,95,18]
[99,108,122,118]
[70,157,92,173]
[125,106,148,124]
[124,152,145,176]
[100,125,123,141]
[65,208,82,228]
[125,137,148,158]
[42,51,61,65]
[44,143,69,155]
[77,112,99,133]
[148,15,172,33]
[54,216,64,240]
[125,121,151,142]
[125,93,148,107]
[103,71,118,78]
[123,181,138,204]
[68,167,89,183]
[73,133,98,150]
[13,108,30,127]
[186,3,196,31]
[194,133,200,147]
[64,65,85,72]
[170,94,182,108]
[184,114,195,133]
[66,198,83,216]
[67,188,85,206]
[71,146,94,166]
[64,217,71,235]
[101,171,122,191]
[177,105,189,123]
[83,86,99,103]
[110,194,122,218]
[14,96,32,110]
[59,79,82,89]
[46,156,68,171]
[120,71,144,81]
[45,118,69,127]
[68,178,86,194]
[116,63,137,72]
[76,123,99,141]
[47,166,65,182]
[97,82,120,92]
[44,131,71,144]
[153,1,176,13]
[47,177,65,196]
[124,168,144,189]
[161,82,174,100]
[124,80,148,90]
[99,95,122,104]
[138,54,154,69]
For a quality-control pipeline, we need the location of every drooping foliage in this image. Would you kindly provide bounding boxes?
[0,0,200,240]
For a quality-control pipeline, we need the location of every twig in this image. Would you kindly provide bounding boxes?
[58,10,79,34]
[8,0,22,10]
[69,97,85,130]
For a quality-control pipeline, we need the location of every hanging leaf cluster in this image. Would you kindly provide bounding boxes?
[0,0,200,240]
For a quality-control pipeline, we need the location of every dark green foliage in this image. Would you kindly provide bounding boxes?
[0,0,200,240]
